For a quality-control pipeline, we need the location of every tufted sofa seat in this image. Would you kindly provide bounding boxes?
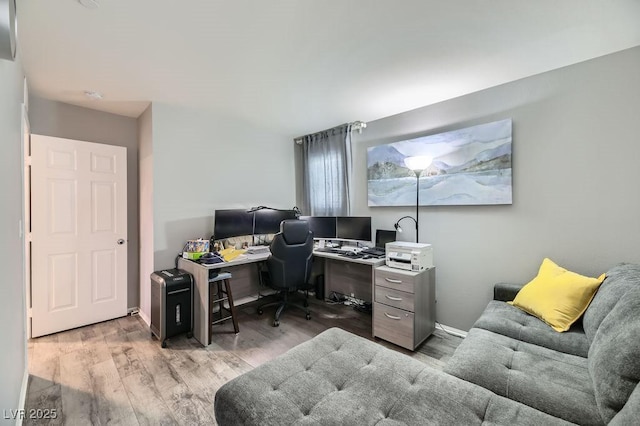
[215,263,640,425]
[214,327,570,425]
[444,263,640,425]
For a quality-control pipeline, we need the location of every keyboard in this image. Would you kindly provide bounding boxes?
[315,247,342,254]
[339,251,363,259]
[361,247,385,257]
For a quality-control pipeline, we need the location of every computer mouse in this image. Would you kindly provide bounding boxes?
[362,255,371,259]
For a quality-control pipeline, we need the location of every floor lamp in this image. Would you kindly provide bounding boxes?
[394,156,432,243]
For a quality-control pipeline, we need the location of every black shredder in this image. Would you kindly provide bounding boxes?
[150,268,193,348]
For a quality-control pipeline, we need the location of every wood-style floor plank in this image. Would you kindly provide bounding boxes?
[25,296,462,425]
[121,370,178,426]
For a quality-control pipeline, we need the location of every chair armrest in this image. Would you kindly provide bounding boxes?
[493,282,524,302]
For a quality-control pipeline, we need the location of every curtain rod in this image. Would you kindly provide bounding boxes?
[294,121,367,145]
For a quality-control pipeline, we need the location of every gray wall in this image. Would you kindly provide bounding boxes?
[28,97,141,309]
[138,103,296,319]
[0,56,27,422]
[351,46,640,331]
[149,103,297,273]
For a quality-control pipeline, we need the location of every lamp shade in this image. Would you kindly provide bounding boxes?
[404,155,432,172]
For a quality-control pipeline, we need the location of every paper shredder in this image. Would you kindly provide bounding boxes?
[150,268,193,348]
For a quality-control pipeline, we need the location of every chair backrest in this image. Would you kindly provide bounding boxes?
[267,219,314,291]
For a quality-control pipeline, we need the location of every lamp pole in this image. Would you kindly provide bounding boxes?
[403,155,432,243]
[414,169,421,243]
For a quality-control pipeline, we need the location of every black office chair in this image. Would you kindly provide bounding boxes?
[257,219,314,327]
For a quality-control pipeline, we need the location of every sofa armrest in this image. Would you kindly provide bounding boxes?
[493,282,524,302]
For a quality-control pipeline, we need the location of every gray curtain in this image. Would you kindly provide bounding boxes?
[300,124,352,216]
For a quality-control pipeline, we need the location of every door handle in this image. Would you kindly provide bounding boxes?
[117,239,126,245]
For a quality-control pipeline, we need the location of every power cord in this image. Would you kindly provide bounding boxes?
[435,321,463,338]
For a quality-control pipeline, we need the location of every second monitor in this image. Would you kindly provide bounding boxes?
[299,216,372,243]
[336,216,371,242]
[299,216,337,239]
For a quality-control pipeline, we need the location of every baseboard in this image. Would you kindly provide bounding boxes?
[16,367,29,426]
[436,322,468,338]
[138,309,150,327]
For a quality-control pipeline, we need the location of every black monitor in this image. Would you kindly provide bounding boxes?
[254,209,298,235]
[300,216,337,239]
[213,209,254,240]
[376,229,396,248]
[336,216,372,242]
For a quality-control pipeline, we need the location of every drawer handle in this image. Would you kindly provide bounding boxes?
[385,278,403,284]
[385,295,403,301]
[384,312,401,320]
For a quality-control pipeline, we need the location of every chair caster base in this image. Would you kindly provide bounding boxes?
[187,331,193,339]
[161,340,167,348]
[273,320,280,327]
[306,314,311,320]
[257,309,263,315]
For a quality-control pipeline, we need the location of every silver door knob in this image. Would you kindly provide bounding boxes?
[117,239,126,245]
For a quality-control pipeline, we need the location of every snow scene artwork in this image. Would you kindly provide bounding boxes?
[367,119,512,206]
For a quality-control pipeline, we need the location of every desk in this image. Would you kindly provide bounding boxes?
[179,250,384,346]
[178,252,269,346]
[312,251,385,302]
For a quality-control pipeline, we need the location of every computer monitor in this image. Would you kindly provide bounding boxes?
[336,216,372,242]
[254,209,298,234]
[375,229,396,249]
[213,209,254,240]
[299,216,337,239]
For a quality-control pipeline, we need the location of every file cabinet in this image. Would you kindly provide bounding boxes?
[373,265,435,350]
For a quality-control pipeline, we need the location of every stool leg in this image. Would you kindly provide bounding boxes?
[208,282,213,345]
[224,279,240,334]
[216,281,224,321]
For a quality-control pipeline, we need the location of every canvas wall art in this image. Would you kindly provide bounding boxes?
[367,119,512,206]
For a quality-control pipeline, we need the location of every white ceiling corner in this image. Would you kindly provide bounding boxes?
[17,0,640,135]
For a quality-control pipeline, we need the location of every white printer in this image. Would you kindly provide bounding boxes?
[385,241,433,271]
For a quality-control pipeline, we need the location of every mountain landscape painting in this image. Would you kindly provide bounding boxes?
[367,119,512,206]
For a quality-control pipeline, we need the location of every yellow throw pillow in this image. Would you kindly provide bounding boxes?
[510,258,605,332]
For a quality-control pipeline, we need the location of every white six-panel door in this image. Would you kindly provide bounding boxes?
[31,135,128,337]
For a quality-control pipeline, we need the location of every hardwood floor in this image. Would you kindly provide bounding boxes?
[25,297,462,425]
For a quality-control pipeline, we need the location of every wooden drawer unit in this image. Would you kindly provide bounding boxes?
[374,267,417,294]
[375,286,414,312]
[373,266,436,351]
[373,303,415,349]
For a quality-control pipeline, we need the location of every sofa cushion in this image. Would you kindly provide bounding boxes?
[609,382,640,425]
[214,327,572,426]
[445,328,602,425]
[510,258,605,332]
[588,286,640,423]
[474,300,590,357]
[583,263,640,344]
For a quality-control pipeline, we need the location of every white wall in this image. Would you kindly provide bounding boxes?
[28,97,141,309]
[352,46,640,330]
[140,103,296,318]
[0,56,27,422]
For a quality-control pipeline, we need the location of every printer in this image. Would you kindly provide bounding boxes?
[385,241,433,271]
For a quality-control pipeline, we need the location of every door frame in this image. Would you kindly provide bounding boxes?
[22,104,31,339]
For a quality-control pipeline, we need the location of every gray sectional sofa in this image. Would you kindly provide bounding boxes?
[214,263,640,425]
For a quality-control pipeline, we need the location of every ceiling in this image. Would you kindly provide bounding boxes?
[17,0,640,136]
